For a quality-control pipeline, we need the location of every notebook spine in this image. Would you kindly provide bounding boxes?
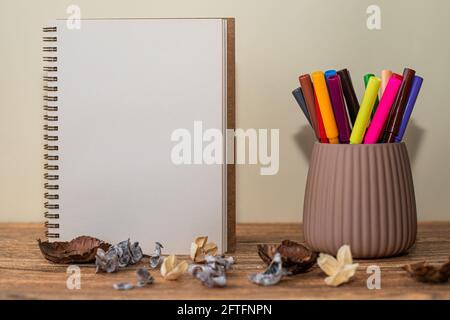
[43,25,60,239]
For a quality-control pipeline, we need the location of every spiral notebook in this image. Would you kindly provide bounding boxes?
[43,18,235,254]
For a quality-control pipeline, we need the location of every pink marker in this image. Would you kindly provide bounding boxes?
[364,74,403,144]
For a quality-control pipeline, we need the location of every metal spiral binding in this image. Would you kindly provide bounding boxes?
[43,26,60,239]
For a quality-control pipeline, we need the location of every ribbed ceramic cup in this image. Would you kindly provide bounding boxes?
[303,142,417,258]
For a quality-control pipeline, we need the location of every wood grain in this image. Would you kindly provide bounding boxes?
[226,17,236,252]
[0,222,449,300]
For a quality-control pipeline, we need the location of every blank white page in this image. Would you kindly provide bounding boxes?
[47,19,225,254]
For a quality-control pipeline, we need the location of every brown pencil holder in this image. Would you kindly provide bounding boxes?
[303,142,417,258]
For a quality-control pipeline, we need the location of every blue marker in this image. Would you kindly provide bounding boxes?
[394,76,423,142]
[324,69,337,82]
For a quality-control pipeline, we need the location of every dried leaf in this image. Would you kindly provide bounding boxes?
[161,255,188,280]
[38,236,110,264]
[190,236,218,263]
[249,253,286,286]
[113,282,134,290]
[136,268,154,287]
[149,242,164,269]
[257,240,317,274]
[317,245,359,287]
[402,258,450,283]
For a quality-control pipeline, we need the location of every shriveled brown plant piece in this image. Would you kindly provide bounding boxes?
[402,258,450,283]
[38,236,111,264]
[257,240,317,275]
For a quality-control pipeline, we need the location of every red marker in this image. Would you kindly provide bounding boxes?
[314,91,328,143]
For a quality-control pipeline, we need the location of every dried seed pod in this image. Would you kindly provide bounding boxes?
[257,240,317,275]
[136,268,154,287]
[160,255,188,280]
[149,242,164,269]
[249,253,286,286]
[190,236,218,263]
[95,248,119,273]
[113,282,134,290]
[403,258,450,283]
[38,236,110,264]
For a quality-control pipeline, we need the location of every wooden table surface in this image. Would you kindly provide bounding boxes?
[0,222,449,300]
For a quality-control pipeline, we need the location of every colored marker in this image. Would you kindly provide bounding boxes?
[364,74,379,117]
[382,68,416,143]
[311,71,339,144]
[324,69,337,81]
[364,74,403,144]
[394,76,423,142]
[292,87,312,125]
[327,74,351,143]
[381,69,392,97]
[314,91,328,143]
[337,68,359,126]
[350,76,381,144]
[299,74,320,140]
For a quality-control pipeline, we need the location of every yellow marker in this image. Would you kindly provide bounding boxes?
[350,76,381,144]
[311,71,339,144]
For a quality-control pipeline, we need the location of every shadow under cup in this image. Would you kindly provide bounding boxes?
[303,142,417,258]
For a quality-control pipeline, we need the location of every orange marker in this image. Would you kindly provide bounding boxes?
[381,69,392,97]
[311,71,339,144]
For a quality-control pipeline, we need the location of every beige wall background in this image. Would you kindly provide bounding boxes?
[1,0,449,222]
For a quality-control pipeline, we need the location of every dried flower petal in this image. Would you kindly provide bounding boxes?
[194,268,227,288]
[136,268,154,287]
[257,240,317,275]
[324,263,358,287]
[190,236,218,263]
[402,258,450,283]
[129,241,143,264]
[95,248,119,273]
[113,282,134,290]
[317,245,359,287]
[38,236,110,264]
[149,242,164,269]
[317,254,340,277]
[188,254,235,288]
[161,255,188,280]
[249,253,286,286]
[107,239,143,268]
[204,254,235,271]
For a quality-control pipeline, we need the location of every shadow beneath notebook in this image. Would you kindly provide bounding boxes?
[403,118,426,167]
[293,125,316,163]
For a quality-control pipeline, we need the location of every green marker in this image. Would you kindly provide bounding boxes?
[364,74,379,118]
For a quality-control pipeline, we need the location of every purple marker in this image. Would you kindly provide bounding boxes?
[394,76,423,142]
[327,74,351,143]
